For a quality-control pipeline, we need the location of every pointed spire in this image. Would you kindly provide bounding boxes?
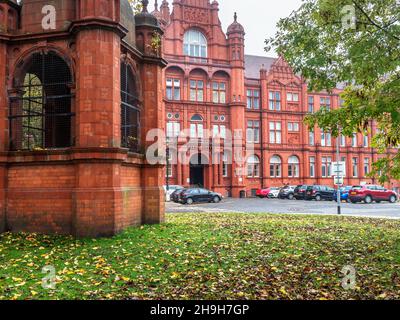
[227,11,244,36]
[154,0,159,11]
[142,0,149,13]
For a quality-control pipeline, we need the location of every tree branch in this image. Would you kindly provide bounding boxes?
[352,0,400,41]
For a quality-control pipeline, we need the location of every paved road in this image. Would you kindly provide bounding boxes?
[166,198,400,219]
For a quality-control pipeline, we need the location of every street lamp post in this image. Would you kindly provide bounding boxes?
[336,131,342,215]
[166,146,170,192]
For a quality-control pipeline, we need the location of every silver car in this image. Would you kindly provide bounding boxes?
[164,185,184,202]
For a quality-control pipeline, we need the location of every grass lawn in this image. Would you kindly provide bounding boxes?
[1,213,400,300]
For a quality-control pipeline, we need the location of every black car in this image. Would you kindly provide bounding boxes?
[294,185,309,200]
[278,186,296,200]
[305,185,335,201]
[171,188,187,203]
[179,188,223,205]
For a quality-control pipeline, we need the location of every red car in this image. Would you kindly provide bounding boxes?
[256,188,269,198]
[349,185,398,204]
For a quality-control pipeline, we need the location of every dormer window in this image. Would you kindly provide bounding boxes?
[184,30,207,58]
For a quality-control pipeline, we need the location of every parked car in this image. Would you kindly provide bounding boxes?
[256,188,270,198]
[179,188,223,205]
[268,187,281,199]
[294,185,310,200]
[171,188,187,203]
[164,185,184,202]
[349,185,398,204]
[333,186,353,203]
[305,185,335,201]
[278,185,296,200]
[256,187,281,199]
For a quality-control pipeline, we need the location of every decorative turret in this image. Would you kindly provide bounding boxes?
[151,0,170,30]
[226,13,246,198]
[227,12,245,64]
[260,64,268,80]
[135,0,159,28]
[135,0,163,56]
[160,0,171,21]
[151,0,162,20]
[227,12,245,37]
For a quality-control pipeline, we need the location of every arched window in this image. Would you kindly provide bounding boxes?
[270,155,282,178]
[184,29,207,58]
[288,156,300,178]
[190,114,204,139]
[191,114,203,122]
[121,61,140,152]
[9,52,74,151]
[247,155,260,178]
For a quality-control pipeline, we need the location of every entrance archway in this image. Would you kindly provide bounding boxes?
[189,153,208,187]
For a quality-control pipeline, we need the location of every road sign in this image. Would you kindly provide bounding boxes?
[334,176,344,186]
[332,161,346,177]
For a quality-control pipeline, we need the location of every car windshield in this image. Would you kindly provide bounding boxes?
[352,186,362,190]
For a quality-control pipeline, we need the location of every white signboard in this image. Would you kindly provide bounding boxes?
[332,161,346,177]
[334,176,344,186]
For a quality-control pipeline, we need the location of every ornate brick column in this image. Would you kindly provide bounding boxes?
[0,20,8,232]
[71,13,125,237]
[227,13,246,198]
[136,1,168,224]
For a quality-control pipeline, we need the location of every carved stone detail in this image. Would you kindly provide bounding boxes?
[183,7,209,24]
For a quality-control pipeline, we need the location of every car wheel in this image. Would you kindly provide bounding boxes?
[315,195,322,201]
[288,194,294,200]
[346,198,351,203]
[186,198,194,205]
[389,195,397,204]
[364,195,373,204]
[213,196,221,203]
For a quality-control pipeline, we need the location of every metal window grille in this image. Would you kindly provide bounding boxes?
[9,52,74,151]
[121,62,140,152]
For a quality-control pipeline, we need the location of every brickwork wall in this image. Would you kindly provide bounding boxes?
[6,165,75,234]
[116,165,143,231]
[0,1,166,237]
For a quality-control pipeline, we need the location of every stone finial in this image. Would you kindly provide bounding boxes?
[154,0,159,11]
[234,12,237,22]
[142,0,149,13]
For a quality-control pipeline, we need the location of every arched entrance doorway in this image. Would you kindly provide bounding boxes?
[190,153,208,187]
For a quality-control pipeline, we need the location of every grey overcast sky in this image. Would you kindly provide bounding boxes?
[151,0,304,57]
[219,0,304,57]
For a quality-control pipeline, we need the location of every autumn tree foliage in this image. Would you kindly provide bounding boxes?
[266,0,400,183]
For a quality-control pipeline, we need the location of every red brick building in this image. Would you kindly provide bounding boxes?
[155,0,400,197]
[0,0,166,237]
